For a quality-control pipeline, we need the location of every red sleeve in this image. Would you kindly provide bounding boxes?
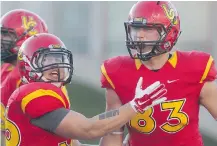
[1,76,17,107]
[61,86,71,108]
[200,56,217,83]
[21,89,67,118]
[1,66,22,107]
[100,56,124,89]
[1,63,14,83]
[100,63,115,89]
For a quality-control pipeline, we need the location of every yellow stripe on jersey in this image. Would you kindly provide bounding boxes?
[168,51,178,68]
[21,89,66,113]
[61,86,70,108]
[1,103,6,131]
[7,65,14,71]
[16,79,22,88]
[101,64,115,89]
[135,59,142,70]
[200,56,214,83]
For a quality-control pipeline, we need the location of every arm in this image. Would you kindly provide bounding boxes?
[54,78,167,140]
[55,102,135,140]
[32,78,167,140]
[99,88,125,146]
[199,56,217,120]
[200,81,217,120]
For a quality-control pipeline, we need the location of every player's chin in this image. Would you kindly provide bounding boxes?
[46,76,64,82]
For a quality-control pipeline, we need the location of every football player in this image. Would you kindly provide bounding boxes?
[1,9,48,82]
[99,1,217,146]
[5,33,167,146]
[0,9,48,145]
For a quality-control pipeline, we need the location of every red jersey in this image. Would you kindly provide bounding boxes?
[1,65,21,106]
[1,64,70,131]
[1,65,20,131]
[1,63,14,83]
[100,51,217,146]
[5,82,72,146]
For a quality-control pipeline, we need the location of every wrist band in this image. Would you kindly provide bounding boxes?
[111,131,124,135]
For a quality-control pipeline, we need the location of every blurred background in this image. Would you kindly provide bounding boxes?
[1,1,217,145]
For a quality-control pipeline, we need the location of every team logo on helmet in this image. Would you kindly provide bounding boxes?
[21,16,38,36]
[161,4,178,25]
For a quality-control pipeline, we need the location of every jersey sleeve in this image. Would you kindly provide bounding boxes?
[199,55,217,83]
[21,89,67,119]
[61,86,69,97]
[100,63,115,89]
[100,56,124,89]
[61,86,71,108]
[1,74,18,107]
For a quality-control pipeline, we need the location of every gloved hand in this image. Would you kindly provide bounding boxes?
[130,77,167,113]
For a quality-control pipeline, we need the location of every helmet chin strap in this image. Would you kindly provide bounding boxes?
[136,49,154,61]
[137,50,152,55]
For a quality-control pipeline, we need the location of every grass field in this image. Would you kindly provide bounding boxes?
[67,81,217,145]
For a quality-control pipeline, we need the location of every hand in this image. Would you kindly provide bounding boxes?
[130,77,167,113]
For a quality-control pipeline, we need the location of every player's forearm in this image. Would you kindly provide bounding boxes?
[83,78,166,139]
[55,103,136,140]
[55,78,166,139]
[86,103,135,139]
[71,103,132,140]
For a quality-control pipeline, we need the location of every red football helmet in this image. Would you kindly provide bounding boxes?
[1,9,48,62]
[18,33,73,86]
[124,1,181,61]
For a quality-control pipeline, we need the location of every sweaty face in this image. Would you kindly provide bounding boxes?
[130,27,161,54]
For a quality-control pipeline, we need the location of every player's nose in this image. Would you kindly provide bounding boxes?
[136,29,147,41]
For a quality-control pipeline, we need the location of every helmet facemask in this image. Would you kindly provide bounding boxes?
[124,18,179,61]
[1,27,19,61]
[1,26,35,62]
[29,47,73,86]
